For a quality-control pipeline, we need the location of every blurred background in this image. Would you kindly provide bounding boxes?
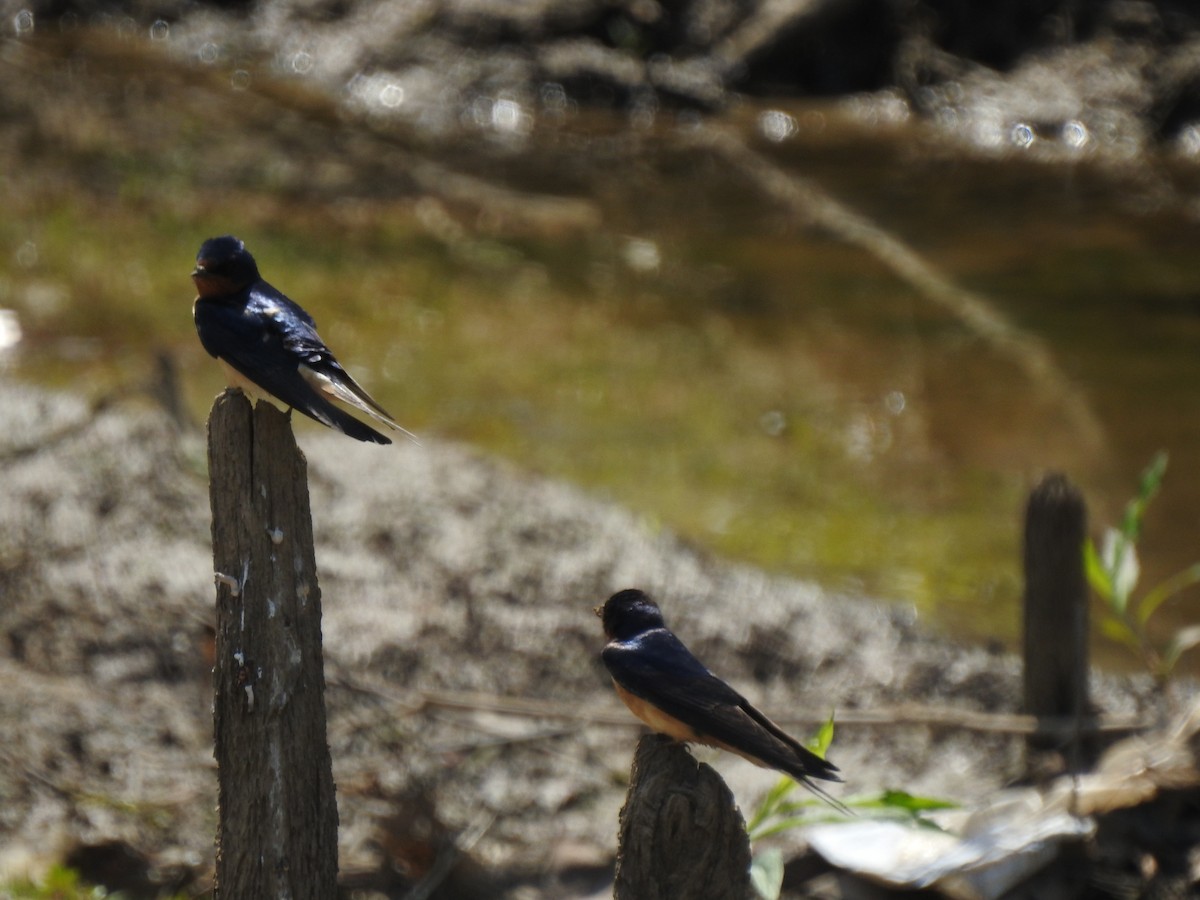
[3,0,1200,668]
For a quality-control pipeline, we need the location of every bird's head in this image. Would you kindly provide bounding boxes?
[192,235,260,296]
[595,589,666,640]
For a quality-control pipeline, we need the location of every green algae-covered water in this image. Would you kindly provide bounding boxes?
[5,29,1200,669]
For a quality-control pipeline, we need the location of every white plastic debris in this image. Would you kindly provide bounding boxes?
[805,789,1094,900]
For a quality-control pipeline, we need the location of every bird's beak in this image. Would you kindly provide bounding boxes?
[593,605,603,618]
[192,260,209,276]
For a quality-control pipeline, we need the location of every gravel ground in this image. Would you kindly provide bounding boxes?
[0,379,1165,897]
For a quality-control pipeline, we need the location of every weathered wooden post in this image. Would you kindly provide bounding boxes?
[1022,472,1091,767]
[207,391,338,898]
[615,735,754,900]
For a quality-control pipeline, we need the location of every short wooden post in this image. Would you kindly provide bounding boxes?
[615,735,754,900]
[1022,473,1091,766]
[207,391,338,898]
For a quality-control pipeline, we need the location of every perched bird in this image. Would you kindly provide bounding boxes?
[597,588,845,810]
[192,235,414,445]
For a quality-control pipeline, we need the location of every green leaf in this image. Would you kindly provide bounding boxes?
[746,775,797,835]
[1137,563,1200,627]
[1097,615,1142,653]
[1119,451,1167,542]
[1083,538,1114,603]
[1136,451,1169,504]
[845,790,958,813]
[750,848,785,900]
[877,789,959,812]
[1100,527,1139,614]
[1163,625,1200,673]
[1100,453,1167,616]
[806,711,836,759]
[749,716,839,837]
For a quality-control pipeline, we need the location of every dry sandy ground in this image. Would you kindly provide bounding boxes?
[0,379,1163,897]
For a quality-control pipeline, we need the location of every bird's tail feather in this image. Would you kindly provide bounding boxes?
[794,774,854,816]
[300,399,392,444]
[301,364,419,444]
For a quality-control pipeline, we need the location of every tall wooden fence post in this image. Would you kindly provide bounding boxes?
[1022,472,1091,768]
[207,391,338,898]
[615,735,754,900]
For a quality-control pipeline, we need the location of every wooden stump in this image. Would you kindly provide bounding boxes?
[207,391,338,898]
[615,735,754,900]
[1022,472,1091,766]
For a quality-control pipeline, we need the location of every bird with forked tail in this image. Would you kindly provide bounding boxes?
[597,588,847,812]
[192,235,415,445]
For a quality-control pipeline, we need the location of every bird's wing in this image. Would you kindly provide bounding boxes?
[195,289,391,444]
[296,363,417,442]
[250,286,416,441]
[603,630,840,784]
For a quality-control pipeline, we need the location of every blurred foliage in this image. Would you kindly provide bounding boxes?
[745,715,956,898]
[1085,452,1200,682]
[0,865,165,899]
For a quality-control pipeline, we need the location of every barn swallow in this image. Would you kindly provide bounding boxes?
[192,235,415,445]
[597,589,846,810]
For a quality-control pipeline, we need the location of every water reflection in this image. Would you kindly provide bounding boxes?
[1011,123,1035,148]
[1062,119,1089,149]
[378,82,404,109]
[289,50,314,75]
[15,240,38,268]
[12,8,34,34]
[758,409,786,437]
[620,237,660,274]
[540,82,569,115]
[758,109,797,143]
[489,98,530,134]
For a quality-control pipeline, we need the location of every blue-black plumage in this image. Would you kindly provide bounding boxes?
[598,588,846,811]
[192,235,414,445]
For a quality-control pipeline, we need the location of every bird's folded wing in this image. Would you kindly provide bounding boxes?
[603,637,840,783]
